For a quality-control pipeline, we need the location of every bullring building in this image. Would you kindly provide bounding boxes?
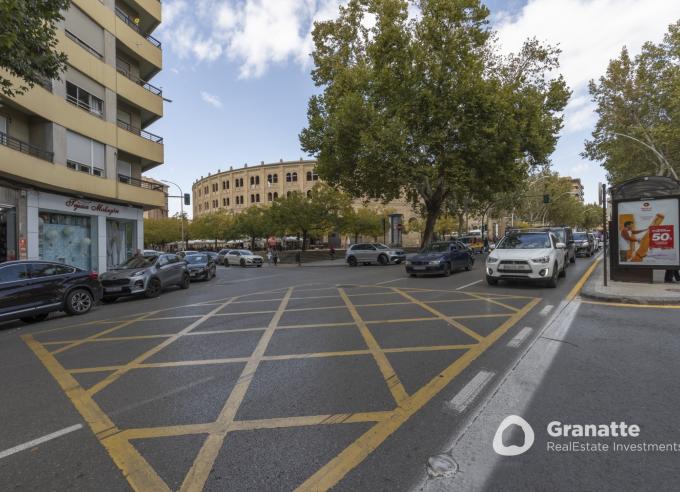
[0,0,165,271]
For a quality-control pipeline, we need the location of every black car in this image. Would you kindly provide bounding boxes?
[405,241,474,277]
[0,261,102,324]
[184,253,217,281]
[573,231,595,257]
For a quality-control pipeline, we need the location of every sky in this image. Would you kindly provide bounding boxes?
[144,0,680,217]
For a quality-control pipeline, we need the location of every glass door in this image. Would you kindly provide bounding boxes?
[0,206,17,262]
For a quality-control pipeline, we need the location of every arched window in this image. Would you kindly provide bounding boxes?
[306,190,312,197]
[255,176,260,185]
[273,192,279,199]
[286,172,292,182]
[292,172,298,182]
[273,174,278,183]
[251,194,255,203]
[250,176,255,186]
[267,192,272,201]
[267,174,272,183]
[256,194,260,202]
[226,197,230,206]
[306,171,312,181]
[286,191,292,197]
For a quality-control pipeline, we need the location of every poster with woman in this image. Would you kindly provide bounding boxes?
[617,198,680,266]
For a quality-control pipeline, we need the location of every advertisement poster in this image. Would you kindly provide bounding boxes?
[618,198,680,266]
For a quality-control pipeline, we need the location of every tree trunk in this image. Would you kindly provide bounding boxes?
[457,213,465,235]
[302,230,308,251]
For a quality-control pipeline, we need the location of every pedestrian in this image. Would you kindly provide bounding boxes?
[273,250,279,266]
[483,237,489,253]
[329,245,336,260]
[267,249,272,266]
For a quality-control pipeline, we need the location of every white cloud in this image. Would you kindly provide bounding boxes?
[200,91,223,108]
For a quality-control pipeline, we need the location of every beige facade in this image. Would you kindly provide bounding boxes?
[0,0,164,269]
[192,160,422,246]
[142,177,169,219]
[569,177,585,202]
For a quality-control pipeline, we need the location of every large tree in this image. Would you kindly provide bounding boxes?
[300,0,569,246]
[234,206,271,250]
[0,0,70,97]
[584,21,680,183]
[340,206,385,243]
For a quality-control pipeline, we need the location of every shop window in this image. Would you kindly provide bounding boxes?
[106,219,134,269]
[0,205,17,262]
[39,212,96,271]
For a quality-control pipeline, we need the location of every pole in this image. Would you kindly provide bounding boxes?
[161,179,185,250]
[602,183,608,287]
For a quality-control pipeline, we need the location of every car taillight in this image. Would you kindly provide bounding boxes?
[89,271,99,280]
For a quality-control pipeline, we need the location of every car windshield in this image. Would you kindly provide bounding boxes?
[239,250,253,255]
[498,233,551,249]
[185,255,208,264]
[573,233,587,241]
[422,242,450,253]
[116,256,156,269]
[551,229,565,241]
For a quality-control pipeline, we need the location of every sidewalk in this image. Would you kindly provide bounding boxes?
[581,259,680,305]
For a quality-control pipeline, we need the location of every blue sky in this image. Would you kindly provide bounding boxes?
[144,0,680,216]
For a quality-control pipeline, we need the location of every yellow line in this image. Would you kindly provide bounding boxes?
[87,295,243,396]
[278,321,357,330]
[180,287,294,492]
[43,334,174,346]
[22,335,169,491]
[567,257,602,301]
[391,288,484,342]
[581,300,680,309]
[295,296,541,492]
[338,288,408,405]
[231,411,391,431]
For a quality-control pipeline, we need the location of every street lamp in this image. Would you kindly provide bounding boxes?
[161,179,185,249]
[611,132,678,181]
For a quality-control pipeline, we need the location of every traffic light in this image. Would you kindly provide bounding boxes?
[184,193,191,206]
[543,194,550,204]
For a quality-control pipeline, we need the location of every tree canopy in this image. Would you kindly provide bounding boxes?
[144,218,183,247]
[584,21,680,183]
[0,0,69,97]
[300,0,570,246]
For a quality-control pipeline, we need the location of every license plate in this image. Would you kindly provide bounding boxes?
[105,287,123,293]
[499,264,530,271]
[412,266,426,270]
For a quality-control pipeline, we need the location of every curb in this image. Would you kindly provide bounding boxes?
[580,286,680,305]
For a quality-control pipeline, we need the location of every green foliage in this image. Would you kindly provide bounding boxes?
[340,207,385,242]
[513,173,584,226]
[584,21,680,183]
[580,203,604,230]
[0,0,70,97]
[144,218,182,247]
[234,206,271,247]
[300,0,570,246]
[189,212,236,241]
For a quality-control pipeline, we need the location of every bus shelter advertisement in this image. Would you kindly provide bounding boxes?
[618,198,680,266]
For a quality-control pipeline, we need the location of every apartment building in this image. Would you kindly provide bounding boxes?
[142,177,169,219]
[192,160,421,247]
[570,177,585,202]
[0,0,165,271]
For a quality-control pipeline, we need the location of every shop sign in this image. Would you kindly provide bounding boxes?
[65,198,120,216]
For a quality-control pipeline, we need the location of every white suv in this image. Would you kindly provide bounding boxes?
[486,231,566,287]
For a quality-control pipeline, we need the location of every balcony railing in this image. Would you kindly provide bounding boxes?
[117,119,163,144]
[66,94,104,118]
[115,7,162,48]
[0,131,54,162]
[65,30,103,59]
[116,67,162,96]
[118,174,164,191]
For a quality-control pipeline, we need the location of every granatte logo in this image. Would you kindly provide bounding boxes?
[493,415,535,456]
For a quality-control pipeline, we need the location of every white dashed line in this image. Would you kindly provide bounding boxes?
[445,370,495,413]
[0,424,83,460]
[455,279,482,291]
[507,327,533,348]
[539,304,554,316]
[375,278,408,285]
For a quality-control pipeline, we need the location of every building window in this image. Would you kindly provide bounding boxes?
[198,204,202,212]
[286,173,291,182]
[205,201,209,209]
[66,130,105,177]
[198,189,201,197]
[204,186,209,194]
[222,198,227,206]
[307,190,312,197]
[307,170,319,181]
[226,197,230,206]
[273,192,279,199]
[267,192,272,201]
[250,176,254,186]
[222,180,227,190]
[292,172,298,182]
[268,174,278,184]
[66,81,103,117]
[287,191,292,197]
[256,194,260,202]
[212,183,218,192]
[39,212,95,271]
[250,194,255,203]
[255,176,260,185]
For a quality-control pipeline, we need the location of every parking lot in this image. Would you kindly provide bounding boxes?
[0,257,596,491]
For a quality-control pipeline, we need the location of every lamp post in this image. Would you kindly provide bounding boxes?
[161,179,185,249]
[612,132,678,180]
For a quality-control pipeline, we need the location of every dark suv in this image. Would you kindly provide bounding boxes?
[0,261,102,324]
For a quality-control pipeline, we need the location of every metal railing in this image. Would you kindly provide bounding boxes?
[65,30,103,59]
[118,174,165,191]
[0,131,54,162]
[114,7,162,48]
[116,119,164,144]
[116,67,162,96]
[66,94,104,117]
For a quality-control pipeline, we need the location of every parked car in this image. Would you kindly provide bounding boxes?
[206,251,219,264]
[0,261,102,324]
[457,235,485,254]
[184,253,217,281]
[573,231,595,257]
[345,243,406,266]
[142,249,161,257]
[100,253,189,302]
[217,249,230,265]
[591,232,601,251]
[405,241,474,277]
[486,231,566,287]
[178,250,199,259]
[529,227,576,265]
[223,249,263,267]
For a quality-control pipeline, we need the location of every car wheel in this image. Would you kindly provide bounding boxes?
[378,254,388,266]
[240,259,246,267]
[65,289,94,315]
[559,263,567,278]
[145,278,162,298]
[394,259,402,264]
[465,259,472,271]
[21,314,49,323]
[486,275,498,286]
[348,256,358,267]
[257,264,262,268]
[546,264,559,288]
[443,262,451,277]
[101,296,118,304]
[409,273,417,278]
[179,274,190,289]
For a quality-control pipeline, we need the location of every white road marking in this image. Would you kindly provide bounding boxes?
[507,327,533,348]
[375,278,408,285]
[445,370,495,413]
[455,279,482,291]
[539,304,554,316]
[0,424,83,460]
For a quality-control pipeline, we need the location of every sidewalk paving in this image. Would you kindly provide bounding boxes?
[581,258,680,305]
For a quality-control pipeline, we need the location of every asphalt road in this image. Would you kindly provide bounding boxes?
[1,253,649,492]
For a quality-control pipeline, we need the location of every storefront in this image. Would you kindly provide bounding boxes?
[0,185,20,262]
[26,190,144,273]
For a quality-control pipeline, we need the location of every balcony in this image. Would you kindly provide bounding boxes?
[117,119,163,144]
[116,67,162,96]
[0,131,54,163]
[118,174,164,191]
[64,30,103,59]
[115,7,162,48]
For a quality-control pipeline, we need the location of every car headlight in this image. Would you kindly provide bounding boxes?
[429,260,442,265]
[486,257,499,264]
[531,256,550,263]
[131,270,146,277]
